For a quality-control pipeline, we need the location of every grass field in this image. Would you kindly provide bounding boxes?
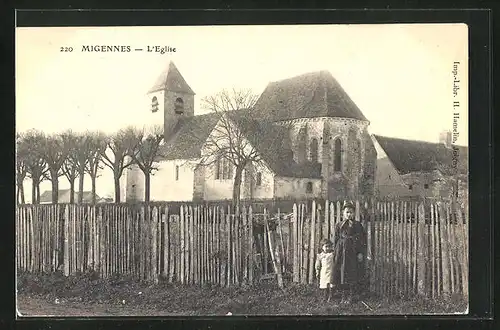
[16,271,467,316]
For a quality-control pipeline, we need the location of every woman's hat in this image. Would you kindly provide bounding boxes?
[343,201,356,210]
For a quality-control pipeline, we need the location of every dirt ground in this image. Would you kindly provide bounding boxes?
[16,272,468,317]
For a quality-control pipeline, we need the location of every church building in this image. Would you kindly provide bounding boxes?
[122,61,377,202]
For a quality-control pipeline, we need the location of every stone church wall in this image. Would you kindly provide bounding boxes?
[280,117,374,200]
[274,177,322,199]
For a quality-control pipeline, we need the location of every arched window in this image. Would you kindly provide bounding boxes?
[151,96,159,113]
[310,138,319,163]
[215,156,233,180]
[297,126,307,163]
[306,182,313,193]
[175,165,179,181]
[334,138,342,172]
[174,97,184,114]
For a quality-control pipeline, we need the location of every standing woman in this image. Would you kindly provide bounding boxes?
[332,201,367,304]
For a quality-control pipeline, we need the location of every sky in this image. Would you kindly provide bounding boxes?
[16,24,469,202]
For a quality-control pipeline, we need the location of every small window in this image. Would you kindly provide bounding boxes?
[306,182,313,193]
[174,97,184,114]
[333,138,342,171]
[175,165,179,181]
[310,138,319,163]
[151,96,159,113]
[408,184,413,190]
[424,183,429,189]
[256,172,262,186]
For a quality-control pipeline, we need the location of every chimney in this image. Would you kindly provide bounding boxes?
[439,130,452,148]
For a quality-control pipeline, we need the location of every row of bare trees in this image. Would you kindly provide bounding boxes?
[15,125,164,205]
[16,88,291,208]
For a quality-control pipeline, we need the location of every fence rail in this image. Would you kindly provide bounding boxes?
[16,199,468,299]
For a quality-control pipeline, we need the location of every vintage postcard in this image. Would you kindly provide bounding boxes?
[15,23,469,316]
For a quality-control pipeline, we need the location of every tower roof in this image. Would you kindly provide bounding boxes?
[148,61,195,95]
[253,70,368,122]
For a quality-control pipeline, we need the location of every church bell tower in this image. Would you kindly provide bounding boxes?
[147,61,196,140]
[124,61,196,203]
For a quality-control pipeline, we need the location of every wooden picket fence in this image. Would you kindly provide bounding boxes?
[15,199,468,299]
[15,204,259,286]
[289,200,469,299]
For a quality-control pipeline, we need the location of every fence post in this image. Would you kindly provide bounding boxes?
[456,203,468,299]
[417,202,426,296]
[369,198,376,293]
[63,205,70,277]
[438,202,451,298]
[226,206,231,287]
[151,206,158,284]
[264,208,283,289]
[300,204,307,284]
[232,205,238,285]
[179,205,185,285]
[248,206,254,285]
[15,207,19,271]
[190,206,196,285]
[308,200,317,284]
[430,203,437,299]
[292,204,299,283]
[21,207,25,272]
[403,201,410,297]
[277,208,286,275]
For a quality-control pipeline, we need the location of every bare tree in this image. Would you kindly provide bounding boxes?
[127,125,164,203]
[16,133,29,204]
[100,127,138,203]
[85,132,107,204]
[22,129,48,204]
[198,88,263,208]
[60,130,80,204]
[74,133,94,204]
[40,133,70,204]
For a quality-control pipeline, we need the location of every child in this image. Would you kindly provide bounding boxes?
[315,238,335,302]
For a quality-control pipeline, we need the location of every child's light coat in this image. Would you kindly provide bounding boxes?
[315,251,334,289]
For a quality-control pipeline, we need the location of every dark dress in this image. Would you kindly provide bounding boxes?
[332,219,367,291]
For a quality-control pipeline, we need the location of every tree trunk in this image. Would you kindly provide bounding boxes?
[69,179,75,204]
[114,174,121,203]
[31,179,36,204]
[144,172,151,203]
[20,183,25,204]
[16,185,20,205]
[232,165,245,210]
[51,170,59,204]
[78,168,85,204]
[36,183,41,204]
[91,175,97,205]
